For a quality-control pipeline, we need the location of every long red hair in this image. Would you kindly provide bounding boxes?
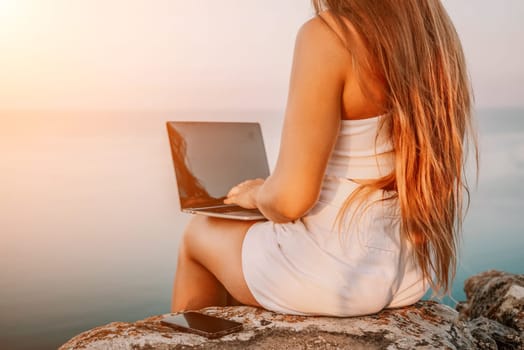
[313,0,478,295]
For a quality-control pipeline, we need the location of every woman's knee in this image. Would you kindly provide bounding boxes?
[180,216,205,259]
[177,216,260,306]
[180,215,224,261]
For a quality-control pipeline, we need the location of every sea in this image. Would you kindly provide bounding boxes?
[0,108,522,350]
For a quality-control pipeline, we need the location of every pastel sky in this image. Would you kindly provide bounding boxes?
[0,0,522,110]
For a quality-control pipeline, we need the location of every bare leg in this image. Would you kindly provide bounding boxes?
[171,215,262,312]
[171,243,228,311]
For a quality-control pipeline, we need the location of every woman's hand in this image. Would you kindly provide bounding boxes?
[224,178,265,209]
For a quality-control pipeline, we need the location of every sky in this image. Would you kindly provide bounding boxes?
[0,0,523,111]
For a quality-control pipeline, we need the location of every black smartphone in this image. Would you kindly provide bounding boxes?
[160,312,243,339]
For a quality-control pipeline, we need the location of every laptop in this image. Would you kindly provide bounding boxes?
[166,121,270,220]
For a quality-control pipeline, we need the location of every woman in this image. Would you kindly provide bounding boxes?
[171,0,476,316]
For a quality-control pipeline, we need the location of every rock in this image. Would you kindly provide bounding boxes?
[457,270,524,350]
[458,270,524,332]
[60,301,475,350]
[465,317,521,349]
[60,270,524,350]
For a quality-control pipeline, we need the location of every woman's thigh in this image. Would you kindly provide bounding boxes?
[181,215,261,307]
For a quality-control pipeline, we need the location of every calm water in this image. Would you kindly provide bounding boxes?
[0,108,523,349]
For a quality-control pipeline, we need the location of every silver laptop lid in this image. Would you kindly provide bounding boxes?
[166,121,270,210]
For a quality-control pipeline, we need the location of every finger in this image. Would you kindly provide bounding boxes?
[224,196,238,205]
[227,186,239,197]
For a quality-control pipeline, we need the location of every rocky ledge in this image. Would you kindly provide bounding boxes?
[60,270,523,350]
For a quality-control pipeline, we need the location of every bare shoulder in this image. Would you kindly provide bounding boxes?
[305,11,360,44]
[293,14,352,78]
[302,10,368,59]
[298,14,334,38]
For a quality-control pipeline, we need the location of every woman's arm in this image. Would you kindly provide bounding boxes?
[226,16,351,223]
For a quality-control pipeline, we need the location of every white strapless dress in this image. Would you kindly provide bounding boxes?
[241,115,429,316]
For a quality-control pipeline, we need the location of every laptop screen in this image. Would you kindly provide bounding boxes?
[166,122,270,209]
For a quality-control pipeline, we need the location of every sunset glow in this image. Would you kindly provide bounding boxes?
[0,0,30,31]
[0,0,18,16]
[0,1,522,111]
